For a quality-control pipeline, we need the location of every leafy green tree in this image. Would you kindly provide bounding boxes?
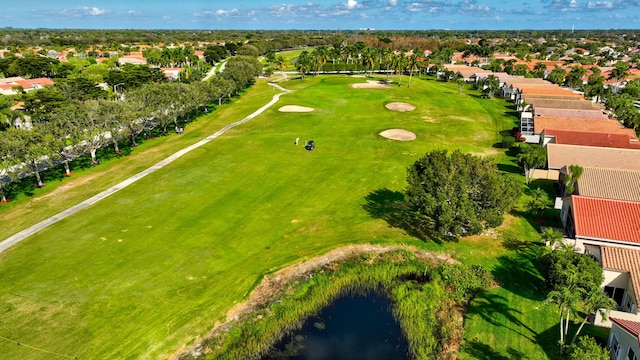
[568,336,609,360]
[0,131,26,202]
[542,250,610,353]
[517,144,547,184]
[404,149,520,240]
[548,65,566,85]
[6,125,56,187]
[609,61,630,93]
[563,164,584,195]
[541,227,567,250]
[527,187,552,218]
[584,68,606,103]
[484,74,500,98]
[565,66,586,90]
[531,62,547,78]
[606,93,640,130]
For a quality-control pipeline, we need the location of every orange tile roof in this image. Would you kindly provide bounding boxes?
[602,247,640,305]
[547,144,640,170]
[534,116,631,134]
[611,317,640,341]
[543,129,640,149]
[572,196,640,243]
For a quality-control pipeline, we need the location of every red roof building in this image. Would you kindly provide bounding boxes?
[562,196,640,245]
[541,129,640,149]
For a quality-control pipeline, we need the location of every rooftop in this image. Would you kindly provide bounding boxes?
[572,196,640,244]
[535,117,633,136]
[602,247,640,305]
[577,167,640,202]
[611,317,640,342]
[543,129,640,149]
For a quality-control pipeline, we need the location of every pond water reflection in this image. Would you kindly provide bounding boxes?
[265,291,410,360]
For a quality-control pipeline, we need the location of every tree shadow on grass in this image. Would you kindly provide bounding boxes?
[467,292,537,342]
[462,339,530,360]
[362,187,443,244]
[494,232,548,302]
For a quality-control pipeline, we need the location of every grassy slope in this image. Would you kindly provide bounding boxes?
[1,76,558,359]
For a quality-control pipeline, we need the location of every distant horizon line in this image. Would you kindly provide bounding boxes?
[1,27,638,33]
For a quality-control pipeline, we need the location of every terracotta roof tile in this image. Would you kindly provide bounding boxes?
[572,196,640,243]
[577,167,640,202]
[534,117,633,135]
[602,247,640,305]
[543,129,640,149]
[611,317,640,341]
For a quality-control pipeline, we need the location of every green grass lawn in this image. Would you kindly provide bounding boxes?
[0,75,563,359]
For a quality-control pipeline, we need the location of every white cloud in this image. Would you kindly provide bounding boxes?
[388,0,398,5]
[216,8,239,17]
[127,10,141,16]
[407,3,422,12]
[347,0,359,9]
[88,7,106,15]
[587,1,613,9]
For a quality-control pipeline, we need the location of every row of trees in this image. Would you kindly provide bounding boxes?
[0,56,261,202]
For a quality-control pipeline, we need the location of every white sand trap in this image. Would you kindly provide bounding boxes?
[352,80,391,89]
[385,102,416,112]
[379,129,417,141]
[278,105,315,112]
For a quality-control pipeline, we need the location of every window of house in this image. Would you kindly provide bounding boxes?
[627,348,637,360]
[624,293,636,313]
[605,286,627,308]
[610,334,620,360]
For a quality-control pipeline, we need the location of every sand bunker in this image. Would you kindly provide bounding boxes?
[352,80,391,89]
[278,105,315,112]
[379,129,417,141]
[385,102,416,112]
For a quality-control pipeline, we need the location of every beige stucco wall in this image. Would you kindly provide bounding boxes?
[608,322,640,359]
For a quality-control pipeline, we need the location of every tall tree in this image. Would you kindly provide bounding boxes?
[404,149,520,240]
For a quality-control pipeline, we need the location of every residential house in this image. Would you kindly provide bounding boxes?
[608,317,640,360]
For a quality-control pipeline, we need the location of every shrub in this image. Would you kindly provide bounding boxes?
[501,136,516,148]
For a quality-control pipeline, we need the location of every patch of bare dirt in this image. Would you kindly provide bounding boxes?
[173,244,456,360]
[379,129,417,141]
[278,105,314,113]
[385,102,416,112]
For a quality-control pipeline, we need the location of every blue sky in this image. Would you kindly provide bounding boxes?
[3,0,640,30]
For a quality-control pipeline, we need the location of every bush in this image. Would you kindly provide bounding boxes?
[439,264,493,302]
[501,136,516,148]
[568,336,609,360]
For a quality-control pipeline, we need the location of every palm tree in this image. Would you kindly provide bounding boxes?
[570,290,616,345]
[609,61,631,93]
[406,50,420,88]
[540,227,567,250]
[546,282,582,354]
[392,53,406,86]
[532,62,547,78]
[562,164,584,196]
[456,77,466,95]
[296,51,311,79]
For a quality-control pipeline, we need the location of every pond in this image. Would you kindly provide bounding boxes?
[264,291,410,360]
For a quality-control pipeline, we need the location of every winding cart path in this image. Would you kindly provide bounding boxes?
[0,81,290,253]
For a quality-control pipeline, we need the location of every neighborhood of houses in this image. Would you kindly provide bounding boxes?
[443,56,640,360]
[2,36,640,357]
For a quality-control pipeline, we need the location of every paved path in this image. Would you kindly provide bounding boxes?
[0,81,290,254]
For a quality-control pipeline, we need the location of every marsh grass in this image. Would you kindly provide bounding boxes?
[191,251,490,360]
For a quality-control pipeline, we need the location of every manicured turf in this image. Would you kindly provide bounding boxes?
[0,75,557,359]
